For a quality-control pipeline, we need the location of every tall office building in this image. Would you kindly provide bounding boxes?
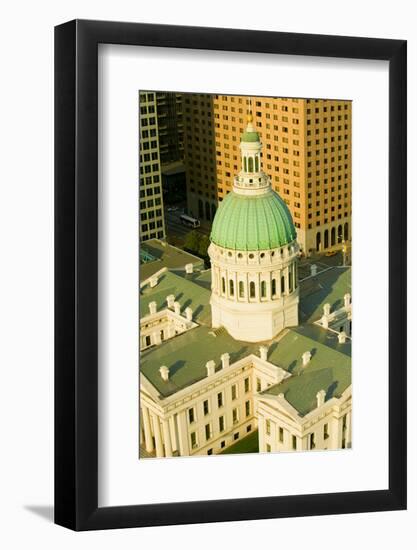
[156,92,184,166]
[139,91,166,242]
[184,94,351,254]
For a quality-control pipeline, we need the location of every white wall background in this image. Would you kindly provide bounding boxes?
[0,0,414,548]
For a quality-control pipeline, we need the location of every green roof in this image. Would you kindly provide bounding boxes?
[140,240,204,282]
[140,325,259,398]
[241,130,260,142]
[140,271,211,325]
[263,325,351,416]
[299,267,351,323]
[140,266,352,405]
[210,189,297,251]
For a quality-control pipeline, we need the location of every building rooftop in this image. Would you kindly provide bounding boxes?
[140,270,211,326]
[263,325,351,416]
[140,265,351,411]
[139,239,205,282]
[299,267,351,323]
[141,325,259,398]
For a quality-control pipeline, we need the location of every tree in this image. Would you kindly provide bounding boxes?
[198,234,210,258]
[184,230,200,253]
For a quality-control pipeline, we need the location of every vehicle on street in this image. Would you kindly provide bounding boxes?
[179,214,200,228]
[325,250,338,257]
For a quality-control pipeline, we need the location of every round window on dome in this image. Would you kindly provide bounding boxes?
[237,253,243,259]
[228,251,232,257]
[271,251,275,257]
[249,253,254,259]
[260,253,265,259]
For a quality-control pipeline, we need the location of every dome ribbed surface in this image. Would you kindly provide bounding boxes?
[210,190,297,251]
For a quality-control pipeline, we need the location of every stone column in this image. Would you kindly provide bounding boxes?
[142,405,154,453]
[345,411,352,448]
[258,415,265,452]
[162,418,173,457]
[169,415,178,454]
[246,272,249,302]
[153,415,164,458]
[177,410,190,456]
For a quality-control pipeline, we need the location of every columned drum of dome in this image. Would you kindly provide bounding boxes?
[208,116,300,342]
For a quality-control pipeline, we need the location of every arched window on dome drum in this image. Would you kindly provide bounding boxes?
[221,277,226,294]
[248,157,254,172]
[281,275,285,295]
[271,278,277,296]
[255,156,259,171]
[239,281,244,298]
[289,271,293,293]
[229,279,234,297]
[243,157,247,172]
[249,281,256,298]
[260,280,266,298]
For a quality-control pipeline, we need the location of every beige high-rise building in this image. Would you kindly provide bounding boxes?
[139,91,166,242]
[184,94,351,254]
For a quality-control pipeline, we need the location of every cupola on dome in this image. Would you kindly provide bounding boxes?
[210,114,297,251]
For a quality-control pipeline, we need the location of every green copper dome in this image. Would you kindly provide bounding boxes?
[241,130,260,142]
[210,190,297,251]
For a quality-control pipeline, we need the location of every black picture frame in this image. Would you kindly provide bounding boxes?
[55,19,407,531]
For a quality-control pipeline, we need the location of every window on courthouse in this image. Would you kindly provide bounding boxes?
[205,424,212,441]
[217,392,224,408]
[265,419,271,435]
[203,400,209,416]
[190,432,198,449]
[219,415,225,432]
[244,377,250,393]
[232,408,239,424]
[231,384,237,400]
[245,400,251,417]
[279,427,284,442]
[292,435,297,450]
[188,407,195,424]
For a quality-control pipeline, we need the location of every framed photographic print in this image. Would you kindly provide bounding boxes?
[55,20,407,530]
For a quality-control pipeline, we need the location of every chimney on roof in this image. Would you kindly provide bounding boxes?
[302,351,312,366]
[149,275,158,288]
[221,353,230,369]
[148,301,157,315]
[173,301,181,315]
[310,264,318,276]
[159,366,169,381]
[259,345,268,361]
[185,307,193,321]
[166,294,175,308]
[316,389,326,408]
[206,360,216,377]
[185,263,194,274]
[338,331,347,344]
[323,303,331,316]
[344,293,351,308]
[278,393,285,399]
